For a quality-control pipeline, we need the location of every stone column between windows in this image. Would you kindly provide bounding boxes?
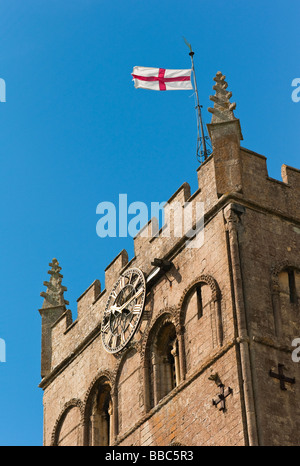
[89,413,98,446]
[171,339,181,386]
[143,360,150,413]
[177,329,186,381]
[152,350,160,406]
[108,398,114,445]
[112,391,118,443]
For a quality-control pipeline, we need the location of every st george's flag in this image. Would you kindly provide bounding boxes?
[131,66,193,91]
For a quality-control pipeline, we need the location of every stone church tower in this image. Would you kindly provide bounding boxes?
[38,72,300,446]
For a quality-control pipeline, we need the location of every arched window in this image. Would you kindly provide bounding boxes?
[272,263,300,339]
[148,321,180,408]
[51,399,84,446]
[180,276,222,375]
[278,268,299,304]
[88,379,113,446]
[185,282,212,320]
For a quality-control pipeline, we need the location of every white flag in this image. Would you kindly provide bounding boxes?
[131,66,193,91]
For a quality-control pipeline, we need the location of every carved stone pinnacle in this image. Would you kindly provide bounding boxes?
[208,71,237,123]
[40,258,69,309]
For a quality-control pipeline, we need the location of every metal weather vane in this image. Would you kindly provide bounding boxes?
[183,37,211,164]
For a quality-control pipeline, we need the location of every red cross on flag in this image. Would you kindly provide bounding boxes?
[131,66,193,91]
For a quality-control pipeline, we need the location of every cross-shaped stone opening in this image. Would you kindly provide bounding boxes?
[269,363,295,391]
[212,383,233,412]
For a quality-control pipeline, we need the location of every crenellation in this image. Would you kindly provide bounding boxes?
[281,164,300,189]
[77,279,101,320]
[166,181,191,205]
[47,292,106,375]
[104,249,128,291]
[133,217,159,257]
[53,308,73,332]
[133,182,191,258]
[239,149,300,222]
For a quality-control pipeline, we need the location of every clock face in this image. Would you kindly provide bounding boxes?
[101,267,146,353]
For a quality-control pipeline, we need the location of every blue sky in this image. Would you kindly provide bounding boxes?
[0,0,299,446]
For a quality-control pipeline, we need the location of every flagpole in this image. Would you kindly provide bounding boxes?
[183,39,210,163]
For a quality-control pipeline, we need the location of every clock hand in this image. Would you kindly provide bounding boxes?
[117,287,144,313]
[121,311,131,332]
[108,288,143,321]
[110,304,122,314]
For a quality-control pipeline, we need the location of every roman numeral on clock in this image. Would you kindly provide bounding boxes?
[131,275,141,290]
[110,290,118,299]
[102,322,110,334]
[111,334,118,349]
[132,304,142,314]
[119,276,126,289]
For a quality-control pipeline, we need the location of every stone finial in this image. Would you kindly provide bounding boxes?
[208,71,237,123]
[40,258,69,309]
